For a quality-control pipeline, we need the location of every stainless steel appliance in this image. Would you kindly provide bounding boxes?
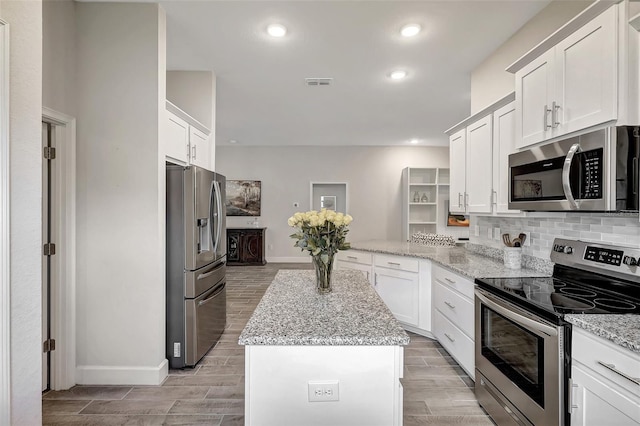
[166,164,227,369]
[475,238,640,426]
[508,126,639,212]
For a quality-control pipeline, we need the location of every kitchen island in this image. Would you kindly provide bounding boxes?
[239,269,410,426]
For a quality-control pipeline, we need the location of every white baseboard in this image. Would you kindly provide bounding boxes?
[76,359,168,385]
[266,256,311,263]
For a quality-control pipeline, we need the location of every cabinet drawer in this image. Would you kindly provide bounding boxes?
[434,310,474,378]
[573,327,640,398]
[434,282,474,338]
[374,254,419,273]
[433,266,474,300]
[336,250,372,265]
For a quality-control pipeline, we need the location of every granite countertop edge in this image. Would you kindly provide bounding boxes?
[565,314,640,354]
[349,240,552,279]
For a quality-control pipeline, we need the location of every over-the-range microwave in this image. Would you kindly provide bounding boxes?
[508,126,639,212]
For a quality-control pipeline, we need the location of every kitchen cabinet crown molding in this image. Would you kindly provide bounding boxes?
[445,92,515,135]
[166,100,210,135]
[506,0,621,74]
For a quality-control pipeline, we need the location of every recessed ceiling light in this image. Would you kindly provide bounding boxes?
[401,24,421,37]
[229,139,238,144]
[409,139,419,144]
[267,24,287,37]
[390,70,408,80]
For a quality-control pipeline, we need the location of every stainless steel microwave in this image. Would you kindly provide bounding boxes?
[508,126,639,212]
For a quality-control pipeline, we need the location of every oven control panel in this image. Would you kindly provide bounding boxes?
[584,246,624,266]
[551,238,640,279]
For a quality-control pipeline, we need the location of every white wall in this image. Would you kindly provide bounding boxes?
[75,2,167,385]
[0,0,43,423]
[470,1,591,113]
[166,71,214,129]
[43,0,76,117]
[216,146,449,261]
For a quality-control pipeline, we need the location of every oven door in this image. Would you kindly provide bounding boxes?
[475,289,564,426]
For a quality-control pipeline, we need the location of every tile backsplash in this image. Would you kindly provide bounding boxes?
[470,213,640,260]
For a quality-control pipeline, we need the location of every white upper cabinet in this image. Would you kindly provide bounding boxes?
[555,7,617,136]
[448,129,466,214]
[166,111,190,163]
[515,50,555,147]
[446,93,519,217]
[188,126,211,169]
[492,101,520,214]
[465,114,493,214]
[165,101,213,171]
[513,5,620,149]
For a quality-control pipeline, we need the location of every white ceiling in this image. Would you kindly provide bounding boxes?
[161,1,551,147]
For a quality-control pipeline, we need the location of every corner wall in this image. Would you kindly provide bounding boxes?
[1,0,43,423]
[470,1,591,113]
[216,145,449,261]
[75,2,167,385]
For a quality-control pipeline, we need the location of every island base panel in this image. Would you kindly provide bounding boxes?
[244,345,404,426]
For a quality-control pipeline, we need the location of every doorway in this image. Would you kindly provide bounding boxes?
[41,108,77,391]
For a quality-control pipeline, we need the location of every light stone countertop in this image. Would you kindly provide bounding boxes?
[238,269,410,346]
[565,314,640,354]
[350,240,551,279]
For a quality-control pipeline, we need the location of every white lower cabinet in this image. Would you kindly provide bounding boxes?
[432,264,475,378]
[374,266,419,326]
[335,250,373,285]
[337,251,431,333]
[571,327,640,426]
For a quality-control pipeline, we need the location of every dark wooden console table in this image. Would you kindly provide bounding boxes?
[227,227,267,265]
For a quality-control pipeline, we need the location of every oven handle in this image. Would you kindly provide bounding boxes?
[562,143,580,210]
[476,289,558,337]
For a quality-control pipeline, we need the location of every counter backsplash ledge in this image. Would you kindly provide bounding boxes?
[467,243,554,275]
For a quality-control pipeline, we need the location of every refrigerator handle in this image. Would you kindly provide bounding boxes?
[211,180,222,256]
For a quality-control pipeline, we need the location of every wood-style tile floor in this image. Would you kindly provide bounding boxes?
[43,263,493,425]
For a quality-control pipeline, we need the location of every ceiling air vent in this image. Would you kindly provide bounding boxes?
[305,78,333,87]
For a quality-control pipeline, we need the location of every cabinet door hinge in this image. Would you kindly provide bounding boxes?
[43,243,56,256]
[43,146,56,160]
[43,339,56,353]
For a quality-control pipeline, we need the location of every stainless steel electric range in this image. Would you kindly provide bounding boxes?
[474,238,640,426]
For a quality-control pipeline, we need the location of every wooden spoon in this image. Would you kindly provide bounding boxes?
[518,233,527,246]
[502,233,512,247]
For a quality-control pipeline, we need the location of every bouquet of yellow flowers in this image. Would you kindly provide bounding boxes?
[288,209,353,293]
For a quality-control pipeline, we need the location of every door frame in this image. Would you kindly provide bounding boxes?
[0,18,10,425]
[42,107,76,390]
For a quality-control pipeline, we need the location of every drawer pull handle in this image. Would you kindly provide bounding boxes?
[387,262,401,266]
[597,361,640,385]
[347,256,358,260]
[444,277,456,284]
[444,301,455,309]
[444,333,455,343]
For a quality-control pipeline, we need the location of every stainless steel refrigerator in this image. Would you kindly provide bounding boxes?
[166,164,227,369]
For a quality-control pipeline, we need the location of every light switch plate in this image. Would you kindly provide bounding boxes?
[494,227,501,240]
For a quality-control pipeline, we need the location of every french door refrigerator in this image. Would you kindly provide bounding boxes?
[166,164,227,369]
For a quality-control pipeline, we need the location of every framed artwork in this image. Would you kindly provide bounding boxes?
[447,212,469,227]
[226,180,261,216]
[320,195,336,211]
